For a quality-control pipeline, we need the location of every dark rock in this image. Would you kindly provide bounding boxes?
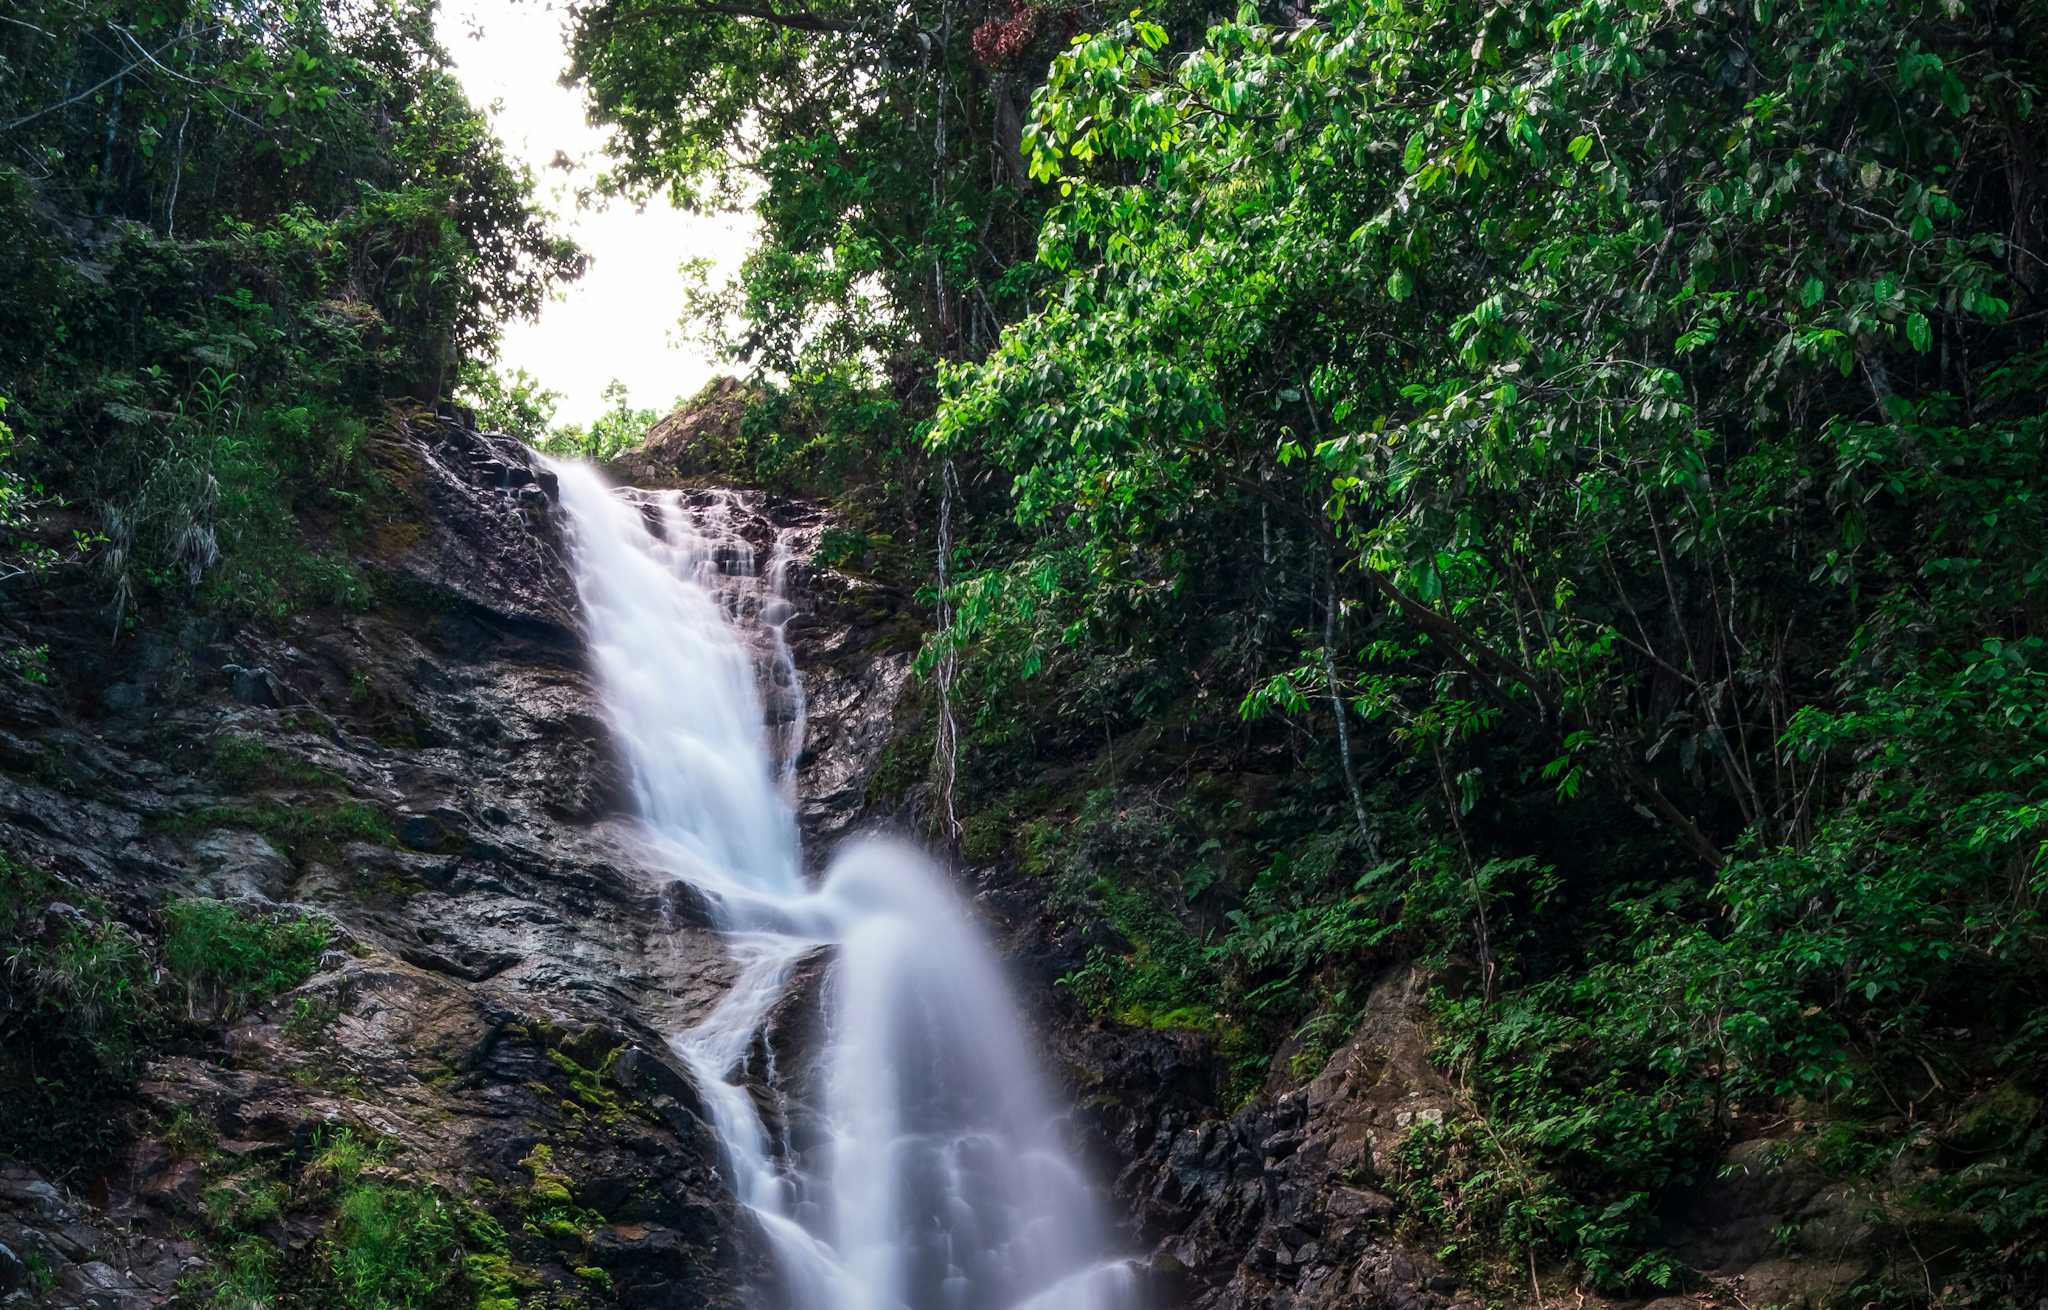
[395,810,446,851]
[222,663,280,706]
[38,900,90,938]
[102,682,148,711]
[1040,965,1469,1309]
[1674,1138,1828,1272]
[0,409,744,1310]
[185,830,291,900]
[1324,1186,1393,1224]
[615,1045,711,1138]
[608,379,754,487]
[65,1258,138,1309]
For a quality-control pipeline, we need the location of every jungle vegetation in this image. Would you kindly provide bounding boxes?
[2,0,2044,1300]
[0,0,580,621]
[567,0,2048,1295]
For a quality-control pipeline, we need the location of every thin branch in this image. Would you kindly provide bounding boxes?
[5,55,149,131]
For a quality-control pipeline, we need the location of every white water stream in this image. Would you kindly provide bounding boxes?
[551,463,1139,1310]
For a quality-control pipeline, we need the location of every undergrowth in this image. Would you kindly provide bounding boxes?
[0,853,334,1174]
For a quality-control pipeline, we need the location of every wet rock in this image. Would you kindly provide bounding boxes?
[102,682,148,712]
[740,949,832,1162]
[0,1176,70,1225]
[0,1168,189,1310]
[185,830,291,900]
[64,1259,138,1309]
[0,409,744,1309]
[395,809,448,852]
[222,663,280,707]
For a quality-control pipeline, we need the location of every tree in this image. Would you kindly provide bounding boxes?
[567,0,1066,375]
[539,379,660,461]
[460,365,564,445]
[0,0,582,617]
[926,0,2048,1288]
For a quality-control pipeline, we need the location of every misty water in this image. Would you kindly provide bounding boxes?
[550,462,1138,1310]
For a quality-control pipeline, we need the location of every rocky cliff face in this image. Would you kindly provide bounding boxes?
[0,410,907,1310]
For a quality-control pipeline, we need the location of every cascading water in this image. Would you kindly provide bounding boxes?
[550,462,1139,1310]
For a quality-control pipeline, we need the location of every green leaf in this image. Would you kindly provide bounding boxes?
[1905,312,1931,353]
[1402,130,1427,172]
[1939,75,1970,117]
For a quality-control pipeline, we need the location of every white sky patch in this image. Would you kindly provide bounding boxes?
[438,0,755,425]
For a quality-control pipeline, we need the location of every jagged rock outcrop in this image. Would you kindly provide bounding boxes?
[0,413,751,1308]
[0,399,932,1309]
[1048,967,1471,1310]
[1051,963,1881,1310]
[607,378,757,491]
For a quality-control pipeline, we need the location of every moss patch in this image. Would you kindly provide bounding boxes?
[153,798,395,857]
[519,1144,602,1247]
[206,734,346,791]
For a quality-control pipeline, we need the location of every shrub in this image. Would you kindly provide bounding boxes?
[163,898,330,1017]
[327,1182,462,1310]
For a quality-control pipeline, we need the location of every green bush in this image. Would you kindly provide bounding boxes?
[327,1182,462,1310]
[905,0,2048,1291]
[2,872,340,1173]
[163,898,330,1017]
[156,800,395,856]
[0,854,163,1168]
[207,735,345,791]
[0,0,580,625]
[195,1235,280,1310]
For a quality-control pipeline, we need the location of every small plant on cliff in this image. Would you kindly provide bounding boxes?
[326,1182,463,1310]
[196,1235,279,1310]
[163,898,330,1018]
[155,799,396,858]
[207,735,346,791]
[0,853,164,1170]
[518,1143,603,1245]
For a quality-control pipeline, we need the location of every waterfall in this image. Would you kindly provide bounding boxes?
[549,462,1139,1310]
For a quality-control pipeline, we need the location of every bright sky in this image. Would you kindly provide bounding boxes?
[438,0,755,425]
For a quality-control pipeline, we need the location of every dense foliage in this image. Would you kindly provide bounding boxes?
[0,0,578,621]
[0,850,329,1171]
[559,0,1255,504]
[560,0,2048,1289]
[913,0,2048,1295]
